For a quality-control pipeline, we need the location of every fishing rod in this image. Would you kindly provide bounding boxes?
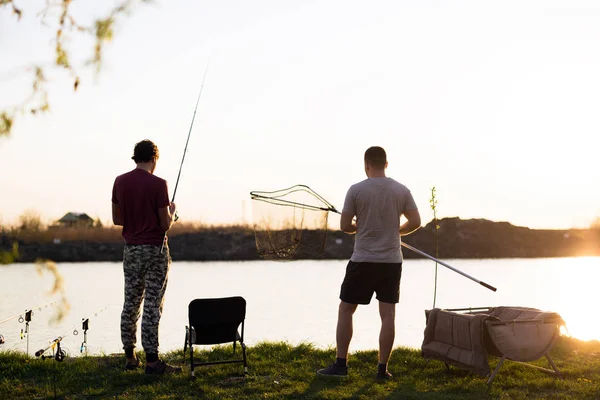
[0,301,58,355]
[160,59,211,254]
[399,242,497,292]
[0,301,57,325]
[35,305,109,361]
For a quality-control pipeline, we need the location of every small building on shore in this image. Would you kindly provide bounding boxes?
[55,212,95,228]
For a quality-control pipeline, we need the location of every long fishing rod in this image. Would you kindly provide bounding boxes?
[160,59,211,254]
[35,305,109,361]
[327,208,498,292]
[0,301,57,325]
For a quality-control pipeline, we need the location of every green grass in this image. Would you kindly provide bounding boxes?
[0,337,598,399]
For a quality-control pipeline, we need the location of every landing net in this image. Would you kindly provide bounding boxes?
[250,185,338,260]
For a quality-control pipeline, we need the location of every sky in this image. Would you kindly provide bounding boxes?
[1,0,600,230]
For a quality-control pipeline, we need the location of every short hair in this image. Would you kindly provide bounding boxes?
[132,140,159,163]
[364,146,387,168]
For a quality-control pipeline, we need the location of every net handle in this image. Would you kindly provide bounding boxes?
[328,209,497,292]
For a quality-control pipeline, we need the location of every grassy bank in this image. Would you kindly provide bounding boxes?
[1,337,598,399]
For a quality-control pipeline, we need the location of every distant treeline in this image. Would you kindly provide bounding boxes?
[1,218,599,263]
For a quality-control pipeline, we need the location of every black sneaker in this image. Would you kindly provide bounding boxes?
[376,370,393,381]
[317,362,348,377]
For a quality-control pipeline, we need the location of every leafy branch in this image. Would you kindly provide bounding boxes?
[0,0,152,136]
[0,242,19,265]
[36,259,71,323]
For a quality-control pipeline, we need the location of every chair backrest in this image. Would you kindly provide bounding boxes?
[188,296,246,345]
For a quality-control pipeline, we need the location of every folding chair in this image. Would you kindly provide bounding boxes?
[183,296,248,377]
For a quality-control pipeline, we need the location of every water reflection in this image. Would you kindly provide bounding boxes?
[0,257,598,356]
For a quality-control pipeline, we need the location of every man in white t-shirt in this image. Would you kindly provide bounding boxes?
[317,146,421,380]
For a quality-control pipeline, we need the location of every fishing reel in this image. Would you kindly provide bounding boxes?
[40,343,67,362]
[39,340,69,362]
[52,342,67,362]
[0,333,5,348]
[38,328,77,362]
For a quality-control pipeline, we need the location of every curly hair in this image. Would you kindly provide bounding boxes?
[131,140,159,163]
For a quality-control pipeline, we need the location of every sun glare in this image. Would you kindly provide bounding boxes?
[551,257,600,342]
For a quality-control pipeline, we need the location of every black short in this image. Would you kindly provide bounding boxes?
[339,261,402,305]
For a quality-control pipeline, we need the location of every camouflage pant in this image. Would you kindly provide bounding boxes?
[121,244,171,355]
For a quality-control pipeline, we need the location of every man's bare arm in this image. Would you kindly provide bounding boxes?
[340,211,357,234]
[400,208,421,236]
[158,207,172,232]
[158,202,177,232]
[112,203,123,226]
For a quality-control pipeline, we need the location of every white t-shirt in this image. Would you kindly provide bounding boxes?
[342,177,418,263]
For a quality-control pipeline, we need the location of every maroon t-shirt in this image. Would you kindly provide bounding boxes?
[111,168,170,246]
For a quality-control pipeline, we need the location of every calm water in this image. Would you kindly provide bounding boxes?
[1,257,599,357]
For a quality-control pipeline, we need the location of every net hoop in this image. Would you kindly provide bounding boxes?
[250,184,339,213]
[250,184,337,260]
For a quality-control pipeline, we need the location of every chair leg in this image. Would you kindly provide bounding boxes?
[183,327,188,364]
[487,356,506,385]
[233,340,236,356]
[242,342,248,374]
[546,354,561,377]
[190,342,195,378]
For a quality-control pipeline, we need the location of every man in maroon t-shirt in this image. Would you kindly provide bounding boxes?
[112,139,180,374]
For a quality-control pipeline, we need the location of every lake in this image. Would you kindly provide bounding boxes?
[1,257,598,358]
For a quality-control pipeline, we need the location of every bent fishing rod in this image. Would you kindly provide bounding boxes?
[160,60,211,254]
[35,305,109,361]
[251,187,498,292]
